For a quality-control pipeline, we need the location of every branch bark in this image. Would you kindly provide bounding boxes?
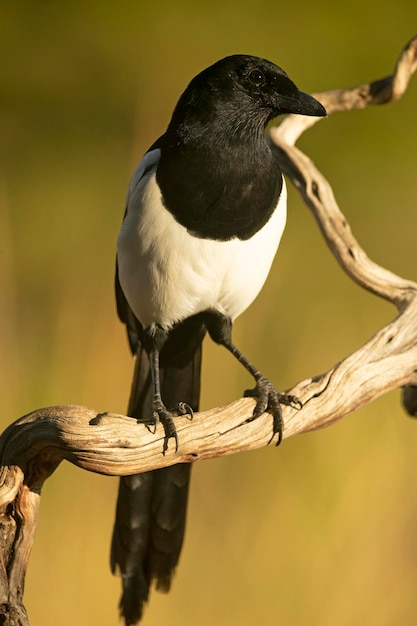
[1,35,417,625]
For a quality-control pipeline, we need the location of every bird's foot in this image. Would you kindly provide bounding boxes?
[151,400,194,455]
[244,376,302,446]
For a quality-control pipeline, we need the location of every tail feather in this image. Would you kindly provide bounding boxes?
[111,472,153,624]
[149,464,192,591]
[111,332,202,624]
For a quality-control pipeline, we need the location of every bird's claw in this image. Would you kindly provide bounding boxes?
[175,402,194,420]
[150,400,194,455]
[244,376,302,446]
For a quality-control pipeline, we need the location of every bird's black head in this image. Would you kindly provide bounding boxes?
[169,54,326,135]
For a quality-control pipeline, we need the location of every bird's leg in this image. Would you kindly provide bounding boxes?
[145,326,194,454]
[206,312,301,445]
[148,347,178,453]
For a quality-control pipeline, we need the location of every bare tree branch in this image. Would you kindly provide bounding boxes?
[1,35,417,625]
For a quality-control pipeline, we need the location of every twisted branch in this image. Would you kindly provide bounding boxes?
[1,36,417,625]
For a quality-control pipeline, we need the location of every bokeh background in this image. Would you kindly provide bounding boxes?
[2,2,417,625]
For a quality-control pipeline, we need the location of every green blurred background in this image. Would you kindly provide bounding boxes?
[2,1,417,625]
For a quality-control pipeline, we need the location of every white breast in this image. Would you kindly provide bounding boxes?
[117,152,287,330]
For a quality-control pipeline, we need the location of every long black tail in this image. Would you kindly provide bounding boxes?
[111,335,202,625]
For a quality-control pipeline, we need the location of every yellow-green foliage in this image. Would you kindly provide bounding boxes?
[2,2,417,624]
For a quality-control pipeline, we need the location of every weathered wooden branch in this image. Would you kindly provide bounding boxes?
[1,36,417,625]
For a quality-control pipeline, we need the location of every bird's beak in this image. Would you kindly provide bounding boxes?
[279,90,327,117]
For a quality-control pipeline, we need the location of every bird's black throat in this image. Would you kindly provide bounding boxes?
[155,121,283,242]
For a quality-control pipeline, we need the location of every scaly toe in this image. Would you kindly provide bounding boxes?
[151,400,179,455]
[243,376,301,446]
[175,402,194,420]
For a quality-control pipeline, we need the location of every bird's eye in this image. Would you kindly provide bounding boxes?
[248,69,265,86]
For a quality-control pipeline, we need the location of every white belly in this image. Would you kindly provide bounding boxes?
[117,171,287,330]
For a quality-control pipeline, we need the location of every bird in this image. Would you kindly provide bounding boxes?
[111,54,326,625]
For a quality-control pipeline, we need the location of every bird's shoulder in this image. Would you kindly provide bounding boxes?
[125,146,161,206]
[116,146,163,347]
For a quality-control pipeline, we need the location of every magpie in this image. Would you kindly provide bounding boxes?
[111,54,326,624]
